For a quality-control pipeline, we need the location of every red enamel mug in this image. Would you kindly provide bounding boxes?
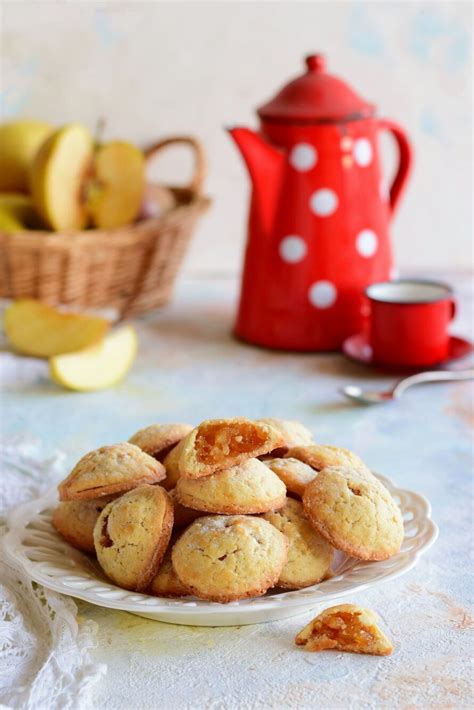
[366,280,456,366]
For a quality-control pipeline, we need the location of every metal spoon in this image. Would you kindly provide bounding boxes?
[341,369,474,405]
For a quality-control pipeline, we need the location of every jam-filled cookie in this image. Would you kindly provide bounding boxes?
[128,423,193,461]
[58,443,165,501]
[178,418,284,480]
[303,465,404,561]
[52,495,117,554]
[295,604,393,655]
[175,458,286,515]
[172,515,288,603]
[93,484,173,591]
[286,444,370,475]
[147,542,191,598]
[168,488,205,528]
[257,418,313,455]
[263,497,333,589]
[264,457,318,498]
[162,438,186,490]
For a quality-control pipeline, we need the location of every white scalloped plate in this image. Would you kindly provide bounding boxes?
[4,475,438,626]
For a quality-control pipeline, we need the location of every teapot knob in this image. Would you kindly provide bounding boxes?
[305,54,326,72]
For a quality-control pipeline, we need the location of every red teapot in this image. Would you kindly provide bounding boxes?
[229,54,413,351]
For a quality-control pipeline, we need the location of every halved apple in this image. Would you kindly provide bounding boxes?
[4,299,110,357]
[0,120,53,192]
[30,124,93,231]
[49,325,137,391]
[86,141,145,229]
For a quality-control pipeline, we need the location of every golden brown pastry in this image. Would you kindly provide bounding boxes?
[58,443,165,501]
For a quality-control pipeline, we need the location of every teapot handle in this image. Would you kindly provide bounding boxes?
[378,119,413,217]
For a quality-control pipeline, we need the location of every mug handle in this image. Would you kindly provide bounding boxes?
[378,119,414,218]
[450,299,457,320]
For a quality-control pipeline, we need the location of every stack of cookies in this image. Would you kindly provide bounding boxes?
[52,417,404,603]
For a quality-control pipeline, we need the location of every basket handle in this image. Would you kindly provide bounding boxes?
[145,136,207,195]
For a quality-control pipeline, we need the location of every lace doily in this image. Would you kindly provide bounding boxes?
[0,437,106,709]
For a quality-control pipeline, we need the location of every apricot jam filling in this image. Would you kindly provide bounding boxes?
[194,422,268,465]
[309,612,378,651]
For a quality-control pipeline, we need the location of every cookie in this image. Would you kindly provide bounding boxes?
[265,457,318,497]
[176,458,286,514]
[52,495,117,553]
[162,438,186,490]
[258,418,313,455]
[286,444,369,475]
[262,497,333,589]
[93,484,173,591]
[295,604,393,655]
[178,418,284,480]
[147,543,190,598]
[172,515,288,603]
[303,465,404,561]
[168,488,205,528]
[59,443,166,501]
[128,423,193,461]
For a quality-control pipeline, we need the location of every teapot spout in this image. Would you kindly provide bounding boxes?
[228,127,285,235]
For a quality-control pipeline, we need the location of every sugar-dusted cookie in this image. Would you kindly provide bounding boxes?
[295,604,393,655]
[262,497,333,589]
[168,488,205,528]
[162,438,186,490]
[257,418,313,455]
[147,543,190,598]
[128,423,193,461]
[93,484,173,591]
[303,465,404,561]
[52,495,117,553]
[265,457,318,497]
[172,515,288,603]
[176,458,286,514]
[58,443,166,501]
[286,444,370,475]
[178,418,284,480]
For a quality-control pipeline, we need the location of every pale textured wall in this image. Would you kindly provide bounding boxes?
[0,1,472,274]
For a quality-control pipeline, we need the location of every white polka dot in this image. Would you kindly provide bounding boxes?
[308,281,337,309]
[309,188,338,217]
[289,143,318,172]
[356,229,378,258]
[354,138,373,167]
[279,235,307,263]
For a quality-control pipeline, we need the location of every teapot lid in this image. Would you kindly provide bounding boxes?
[258,54,375,123]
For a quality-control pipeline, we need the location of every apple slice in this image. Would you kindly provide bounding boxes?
[30,124,93,231]
[86,141,145,229]
[49,325,137,391]
[4,299,110,357]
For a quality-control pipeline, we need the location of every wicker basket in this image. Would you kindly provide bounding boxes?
[0,136,210,319]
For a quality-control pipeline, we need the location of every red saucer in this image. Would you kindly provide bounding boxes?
[342,333,473,370]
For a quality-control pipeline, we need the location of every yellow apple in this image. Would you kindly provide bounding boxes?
[86,141,145,229]
[4,299,110,357]
[30,123,93,231]
[49,325,137,391]
[0,120,53,192]
[0,193,42,231]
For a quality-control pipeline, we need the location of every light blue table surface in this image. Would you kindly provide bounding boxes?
[2,273,473,708]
